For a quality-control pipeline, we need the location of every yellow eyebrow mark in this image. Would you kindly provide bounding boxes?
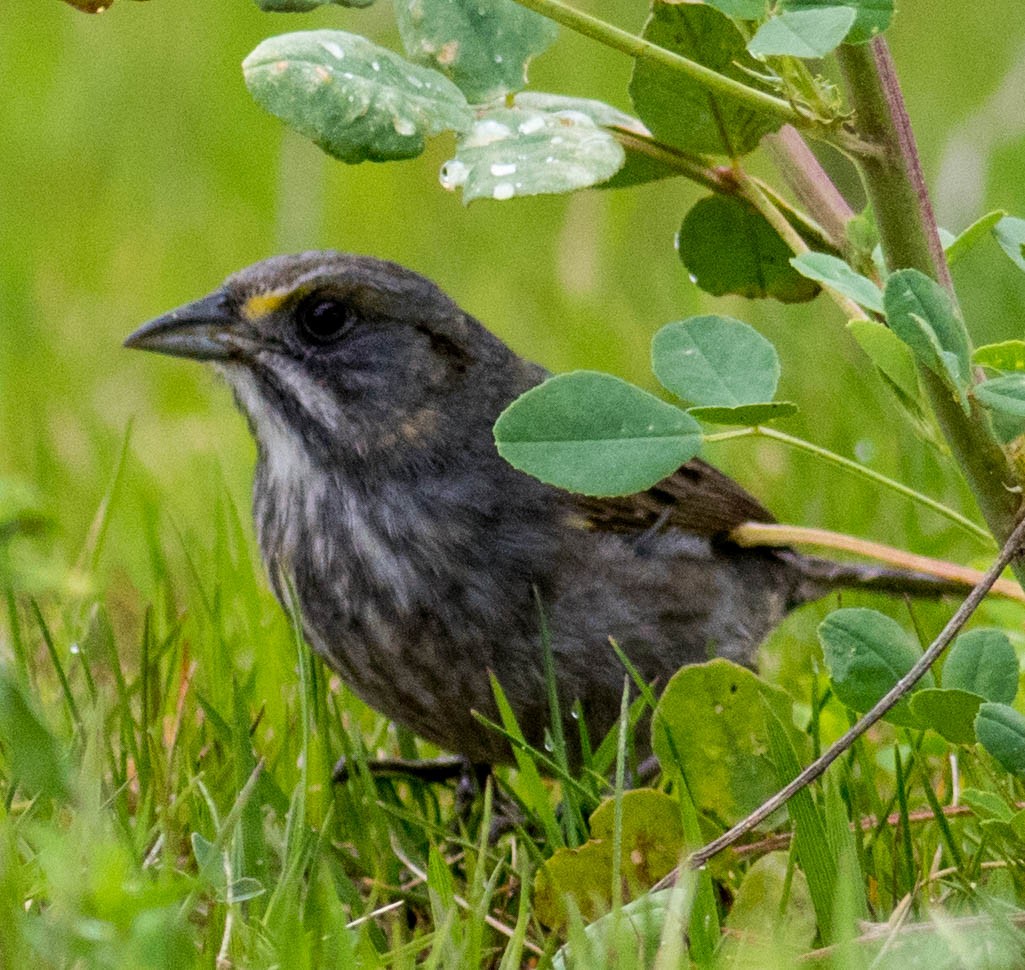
[242,289,291,320]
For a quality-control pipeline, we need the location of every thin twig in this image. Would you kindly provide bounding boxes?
[681,513,1025,870]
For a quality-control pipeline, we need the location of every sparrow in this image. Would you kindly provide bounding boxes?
[125,252,963,768]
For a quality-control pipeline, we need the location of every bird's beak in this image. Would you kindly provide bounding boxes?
[124,289,238,362]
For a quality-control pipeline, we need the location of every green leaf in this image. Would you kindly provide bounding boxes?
[748,7,856,58]
[651,315,780,407]
[394,0,557,103]
[908,688,985,745]
[791,252,884,313]
[440,105,625,203]
[945,210,1006,265]
[780,0,892,45]
[494,372,702,496]
[883,269,971,408]
[0,668,69,801]
[974,341,1025,373]
[993,216,1025,273]
[550,889,678,970]
[704,0,766,17]
[976,702,1025,777]
[628,1,782,157]
[652,659,802,826]
[678,195,821,303]
[243,31,473,164]
[961,787,1015,822]
[818,608,934,728]
[534,790,684,926]
[846,319,921,402]
[688,402,798,424]
[944,629,1019,704]
[720,853,816,962]
[975,374,1025,418]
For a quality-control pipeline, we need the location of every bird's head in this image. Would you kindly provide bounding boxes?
[125,251,533,475]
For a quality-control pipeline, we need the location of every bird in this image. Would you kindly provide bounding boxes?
[125,251,970,771]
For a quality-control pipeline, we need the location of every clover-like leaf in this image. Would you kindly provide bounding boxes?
[976,703,1025,777]
[994,216,1025,274]
[975,375,1025,418]
[440,105,625,203]
[243,31,473,164]
[944,629,1019,705]
[791,252,884,314]
[534,790,684,926]
[651,315,780,407]
[705,0,767,17]
[748,7,856,58]
[629,1,782,157]
[974,341,1025,373]
[688,402,798,425]
[819,608,934,728]
[883,269,971,410]
[494,372,702,496]
[678,195,821,303]
[395,0,557,103]
[945,210,1006,265]
[652,659,802,826]
[846,319,921,402]
[780,0,892,45]
[909,688,984,745]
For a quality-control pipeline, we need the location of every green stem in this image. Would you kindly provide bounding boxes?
[703,425,994,545]
[835,39,1024,576]
[612,130,839,255]
[508,0,801,125]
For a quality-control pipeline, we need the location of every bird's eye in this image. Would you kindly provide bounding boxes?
[296,296,356,344]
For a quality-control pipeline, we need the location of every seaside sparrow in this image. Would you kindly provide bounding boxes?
[125,251,963,768]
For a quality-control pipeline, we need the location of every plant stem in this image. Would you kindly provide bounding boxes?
[763,125,855,256]
[612,130,839,255]
[835,39,1024,570]
[683,512,1025,868]
[508,0,801,125]
[703,425,993,545]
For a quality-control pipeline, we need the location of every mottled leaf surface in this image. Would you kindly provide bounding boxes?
[244,31,473,163]
[395,0,557,102]
[441,105,624,203]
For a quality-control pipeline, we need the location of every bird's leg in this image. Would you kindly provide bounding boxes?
[331,753,469,785]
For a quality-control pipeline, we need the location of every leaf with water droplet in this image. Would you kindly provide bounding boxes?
[395,0,557,102]
[441,105,624,203]
[652,659,804,827]
[678,195,820,303]
[243,30,473,164]
[629,1,782,157]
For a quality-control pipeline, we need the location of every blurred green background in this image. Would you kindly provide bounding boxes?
[3,0,1025,639]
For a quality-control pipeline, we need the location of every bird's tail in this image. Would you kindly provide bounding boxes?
[778,550,992,606]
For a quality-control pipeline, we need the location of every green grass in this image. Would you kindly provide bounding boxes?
[6,0,1025,965]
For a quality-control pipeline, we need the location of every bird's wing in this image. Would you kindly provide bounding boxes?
[574,458,775,538]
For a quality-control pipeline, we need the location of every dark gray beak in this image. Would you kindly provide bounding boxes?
[124,290,237,361]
